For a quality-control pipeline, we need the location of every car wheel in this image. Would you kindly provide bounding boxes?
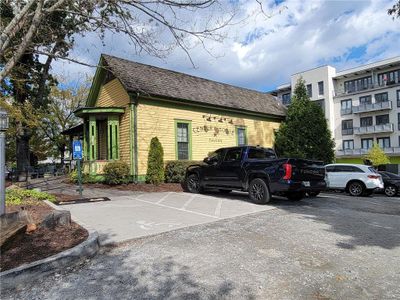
[248,178,271,204]
[307,191,320,197]
[218,189,232,194]
[348,181,364,197]
[384,185,398,197]
[287,192,305,201]
[185,174,203,194]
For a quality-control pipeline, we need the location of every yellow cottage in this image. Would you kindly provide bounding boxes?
[70,54,287,181]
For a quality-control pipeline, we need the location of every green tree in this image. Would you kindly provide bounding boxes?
[274,78,335,163]
[388,0,400,18]
[38,77,89,166]
[146,137,165,185]
[364,143,390,167]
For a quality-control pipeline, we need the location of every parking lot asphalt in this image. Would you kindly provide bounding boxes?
[3,192,400,300]
[58,191,276,245]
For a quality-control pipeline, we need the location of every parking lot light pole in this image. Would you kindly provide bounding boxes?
[0,108,9,216]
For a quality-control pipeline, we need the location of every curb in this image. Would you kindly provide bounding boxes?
[0,200,100,290]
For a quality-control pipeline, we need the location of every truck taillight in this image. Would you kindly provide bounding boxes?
[283,163,292,180]
[368,175,380,179]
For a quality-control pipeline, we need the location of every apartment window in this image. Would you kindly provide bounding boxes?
[236,127,247,146]
[176,121,191,160]
[376,114,389,125]
[306,84,312,98]
[282,93,291,106]
[397,90,400,107]
[398,113,400,130]
[375,92,388,103]
[378,69,400,86]
[359,95,372,105]
[377,137,390,149]
[314,99,325,112]
[361,138,373,149]
[344,76,372,93]
[341,99,352,115]
[342,119,353,135]
[318,81,324,96]
[343,140,354,150]
[360,116,373,127]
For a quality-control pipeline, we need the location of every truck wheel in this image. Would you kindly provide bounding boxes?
[348,181,364,197]
[184,174,203,194]
[384,185,398,197]
[287,192,305,201]
[249,178,271,204]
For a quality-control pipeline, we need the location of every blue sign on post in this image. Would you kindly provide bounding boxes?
[72,140,83,197]
[73,140,82,160]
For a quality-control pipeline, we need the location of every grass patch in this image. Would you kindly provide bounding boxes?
[6,188,56,205]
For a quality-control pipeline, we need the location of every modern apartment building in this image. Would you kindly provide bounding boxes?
[271,56,400,166]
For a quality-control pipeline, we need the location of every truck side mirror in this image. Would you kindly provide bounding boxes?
[204,157,218,165]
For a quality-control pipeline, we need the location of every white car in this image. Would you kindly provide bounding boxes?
[325,163,384,196]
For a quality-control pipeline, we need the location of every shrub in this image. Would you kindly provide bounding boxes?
[69,170,104,184]
[6,188,56,205]
[164,160,202,183]
[146,137,164,184]
[103,161,130,185]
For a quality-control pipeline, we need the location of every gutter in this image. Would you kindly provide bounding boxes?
[129,93,139,182]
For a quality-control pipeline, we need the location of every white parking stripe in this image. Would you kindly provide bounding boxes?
[214,199,223,217]
[181,194,196,210]
[155,192,173,204]
[132,195,221,219]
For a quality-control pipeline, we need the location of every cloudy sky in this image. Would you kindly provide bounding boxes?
[53,0,400,92]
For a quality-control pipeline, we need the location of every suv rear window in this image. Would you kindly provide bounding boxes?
[328,165,364,173]
[368,167,377,173]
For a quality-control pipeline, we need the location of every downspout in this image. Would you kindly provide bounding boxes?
[129,92,139,182]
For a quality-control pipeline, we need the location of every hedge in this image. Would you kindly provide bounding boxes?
[164,160,202,183]
[103,161,130,185]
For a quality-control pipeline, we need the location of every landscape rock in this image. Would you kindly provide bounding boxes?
[40,210,71,229]
[26,223,37,233]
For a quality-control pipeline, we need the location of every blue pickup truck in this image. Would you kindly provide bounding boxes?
[183,146,326,203]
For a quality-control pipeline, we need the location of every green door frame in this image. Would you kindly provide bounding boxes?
[107,115,119,160]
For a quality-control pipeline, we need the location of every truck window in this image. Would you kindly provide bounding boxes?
[224,148,243,162]
[248,148,273,159]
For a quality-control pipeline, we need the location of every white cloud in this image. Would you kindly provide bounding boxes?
[52,0,400,91]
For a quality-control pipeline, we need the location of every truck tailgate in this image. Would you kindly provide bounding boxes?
[288,159,326,181]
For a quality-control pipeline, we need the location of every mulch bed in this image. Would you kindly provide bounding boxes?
[81,182,184,193]
[1,202,88,272]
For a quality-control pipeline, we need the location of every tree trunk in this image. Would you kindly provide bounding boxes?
[59,144,66,167]
[16,125,31,178]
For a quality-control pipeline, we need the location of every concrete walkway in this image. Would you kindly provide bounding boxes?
[60,191,275,245]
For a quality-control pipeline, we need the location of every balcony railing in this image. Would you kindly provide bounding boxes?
[336,147,400,157]
[340,107,352,115]
[334,81,400,97]
[352,101,392,114]
[341,128,354,135]
[353,123,394,135]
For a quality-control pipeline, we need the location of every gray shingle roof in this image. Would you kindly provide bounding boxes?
[102,54,286,118]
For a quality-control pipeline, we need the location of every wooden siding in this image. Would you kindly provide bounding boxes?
[96,79,131,165]
[136,100,280,176]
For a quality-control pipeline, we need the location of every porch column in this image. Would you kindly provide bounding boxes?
[107,116,119,160]
[89,116,97,161]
